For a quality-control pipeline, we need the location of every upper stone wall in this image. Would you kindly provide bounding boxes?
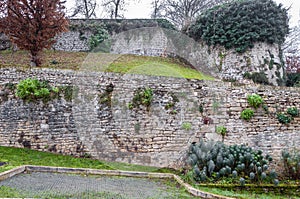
[110,27,284,85]
[0,68,299,169]
[0,19,286,85]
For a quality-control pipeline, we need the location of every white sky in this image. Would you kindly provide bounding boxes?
[66,0,300,27]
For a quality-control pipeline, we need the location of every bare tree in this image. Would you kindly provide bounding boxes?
[70,0,97,19]
[151,0,164,19]
[283,19,300,55]
[102,0,140,19]
[102,0,127,19]
[161,0,231,31]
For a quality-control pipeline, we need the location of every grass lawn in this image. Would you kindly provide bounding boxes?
[0,50,213,80]
[0,146,169,174]
[197,186,300,199]
[0,50,87,70]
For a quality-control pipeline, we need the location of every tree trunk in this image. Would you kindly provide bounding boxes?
[114,0,120,19]
[30,50,41,67]
[84,0,89,19]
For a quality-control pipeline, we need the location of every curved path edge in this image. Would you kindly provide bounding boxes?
[0,165,235,199]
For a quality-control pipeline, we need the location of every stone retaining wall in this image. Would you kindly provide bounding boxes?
[0,68,299,169]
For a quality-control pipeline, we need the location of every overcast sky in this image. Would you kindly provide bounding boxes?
[66,0,300,27]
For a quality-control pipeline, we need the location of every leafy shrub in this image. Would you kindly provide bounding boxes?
[277,113,292,124]
[16,78,58,102]
[241,109,254,121]
[188,0,289,53]
[287,107,299,117]
[247,94,263,109]
[186,139,277,184]
[282,149,300,180]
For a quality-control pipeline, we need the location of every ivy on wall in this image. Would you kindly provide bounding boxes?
[188,0,289,53]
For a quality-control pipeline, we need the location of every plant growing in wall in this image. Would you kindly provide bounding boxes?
[277,113,292,124]
[182,122,192,131]
[16,78,58,102]
[287,107,299,117]
[247,94,263,109]
[129,87,153,111]
[216,126,227,142]
[241,109,254,121]
[203,116,213,124]
[98,83,114,107]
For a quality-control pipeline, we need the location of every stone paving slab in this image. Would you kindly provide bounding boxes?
[0,172,177,198]
[0,166,235,199]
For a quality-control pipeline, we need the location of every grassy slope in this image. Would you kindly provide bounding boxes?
[106,54,214,80]
[0,50,213,80]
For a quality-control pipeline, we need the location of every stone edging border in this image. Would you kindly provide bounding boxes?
[0,165,235,199]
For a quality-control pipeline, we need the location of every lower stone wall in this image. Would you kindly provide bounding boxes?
[0,68,299,169]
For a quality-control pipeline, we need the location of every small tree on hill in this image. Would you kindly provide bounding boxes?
[0,0,68,67]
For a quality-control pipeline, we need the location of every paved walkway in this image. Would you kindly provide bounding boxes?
[0,172,193,198]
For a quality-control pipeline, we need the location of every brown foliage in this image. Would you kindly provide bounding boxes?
[0,0,68,66]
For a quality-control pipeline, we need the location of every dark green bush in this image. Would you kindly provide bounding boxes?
[186,139,277,184]
[188,0,289,53]
[16,78,58,102]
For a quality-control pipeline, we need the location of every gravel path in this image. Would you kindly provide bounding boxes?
[0,172,190,198]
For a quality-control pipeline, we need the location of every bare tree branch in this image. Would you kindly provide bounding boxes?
[70,0,97,19]
[160,0,232,31]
